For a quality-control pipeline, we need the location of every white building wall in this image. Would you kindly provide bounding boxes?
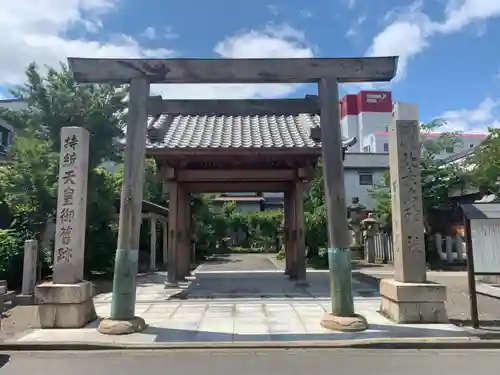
[341,114,360,151]
[358,111,391,147]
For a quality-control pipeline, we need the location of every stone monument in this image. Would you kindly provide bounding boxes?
[361,213,379,263]
[346,197,366,260]
[17,240,38,305]
[35,127,97,328]
[379,103,448,323]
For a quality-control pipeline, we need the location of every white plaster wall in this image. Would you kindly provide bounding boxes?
[341,114,360,151]
[357,111,391,144]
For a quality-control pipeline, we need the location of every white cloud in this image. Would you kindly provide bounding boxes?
[267,4,280,16]
[152,24,314,99]
[367,0,500,82]
[140,26,178,40]
[436,97,500,132]
[163,26,178,40]
[299,9,314,19]
[346,15,367,38]
[140,27,156,40]
[0,0,174,85]
[436,0,500,34]
[347,0,356,9]
[0,2,312,100]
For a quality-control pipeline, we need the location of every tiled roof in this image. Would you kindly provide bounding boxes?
[146,113,321,149]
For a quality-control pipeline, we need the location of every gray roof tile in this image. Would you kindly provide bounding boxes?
[146,114,321,149]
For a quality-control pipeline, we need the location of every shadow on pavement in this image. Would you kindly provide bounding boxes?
[202,256,241,266]
[93,272,171,295]
[0,354,10,368]
[171,271,379,299]
[142,322,471,343]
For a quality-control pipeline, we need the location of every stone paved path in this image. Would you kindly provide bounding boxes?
[93,269,378,302]
[196,253,279,272]
[12,298,470,344]
[175,270,378,299]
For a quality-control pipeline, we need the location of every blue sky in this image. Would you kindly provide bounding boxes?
[1,0,499,132]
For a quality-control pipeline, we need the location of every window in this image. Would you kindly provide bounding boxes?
[359,173,373,186]
[470,144,474,148]
[363,145,371,153]
[384,124,389,132]
[383,143,389,152]
[445,146,454,153]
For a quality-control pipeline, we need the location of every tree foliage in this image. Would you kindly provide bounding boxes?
[468,128,500,195]
[0,63,164,281]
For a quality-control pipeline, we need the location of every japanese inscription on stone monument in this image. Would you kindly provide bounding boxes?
[53,127,90,284]
[389,116,427,283]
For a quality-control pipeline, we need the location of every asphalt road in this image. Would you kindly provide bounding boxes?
[1,349,499,374]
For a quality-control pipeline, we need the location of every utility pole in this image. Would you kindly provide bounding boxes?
[318,78,367,332]
[98,77,150,334]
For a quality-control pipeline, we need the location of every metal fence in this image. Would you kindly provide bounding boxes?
[373,233,394,264]
[372,232,466,265]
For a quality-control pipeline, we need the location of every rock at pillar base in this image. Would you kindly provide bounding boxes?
[379,278,448,323]
[320,313,368,332]
[98,316,148,335]
[35,281,97,328]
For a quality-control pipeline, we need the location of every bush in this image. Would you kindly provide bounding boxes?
[0,221,51,289]
[0,229,23,284]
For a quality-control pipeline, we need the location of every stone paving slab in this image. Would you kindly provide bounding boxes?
[12,299,470,344]
[93,270,379,303]
[170,270,379,299]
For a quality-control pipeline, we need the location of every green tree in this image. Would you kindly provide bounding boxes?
[0,129,58,234]
[468,128,500,194]
[0,63,128,275]
[2,63,127,168]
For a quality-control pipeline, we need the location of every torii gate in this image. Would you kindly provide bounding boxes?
[67,56,398,335]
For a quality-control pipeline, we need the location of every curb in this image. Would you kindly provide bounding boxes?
[2,337,500,351]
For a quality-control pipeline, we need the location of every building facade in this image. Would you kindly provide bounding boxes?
[340,90,487,159]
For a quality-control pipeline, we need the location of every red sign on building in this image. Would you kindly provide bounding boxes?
[357,91,392,114]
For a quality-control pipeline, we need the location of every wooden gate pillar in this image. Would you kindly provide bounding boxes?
[284,190,292,276]
[161,220,168,266]
[166,179,179,285]
[178,188,191,279]
[149,216,157,270]
[176,184,189,280]
[288,184,298,279]
[294,181,307,284]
